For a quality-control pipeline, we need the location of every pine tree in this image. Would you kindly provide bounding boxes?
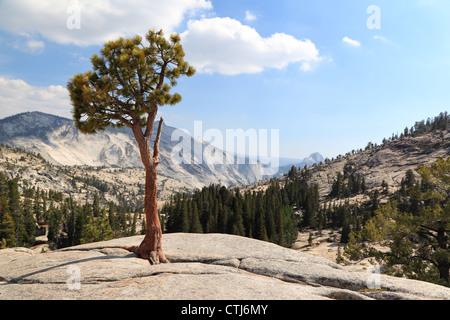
[67,29,195,264]
[80,203,96,244]
[243,193,253,237]
[34,189,43,225]
[381,180,389,195]
[228,211,245,236]
[275,207,285,246]
[336,245,345,264]
[340,217,351,243]
[371,190,380,216]
[66,196,76,247]
[0,173,8,199]
[7,179,21,215]
[8,179,23,244]
[254,193,268,241]
[308,232,313,246]
[180,198,189,233]
[21,198,35,246]
[92,193,100,218]
[73,204,84,246]
[97,209,114,241]
[47,202,61,244]
[288,165,297,180]
[0,197,16,248]
[282,205,298,247]
[361,177,366,193]
[265,206,276,242]
[330,172,344,198]
[189,201,203,233]
[108,202,120,235]
[130,211,138,236]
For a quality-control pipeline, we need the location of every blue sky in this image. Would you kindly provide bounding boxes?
[0,0,449,160]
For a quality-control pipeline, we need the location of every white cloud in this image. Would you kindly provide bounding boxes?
[26,40,45,51]
[245,10,257,22]
[300,62,312,72]
[181,18,321,75]
[10,39,45,54]
[0,0,212,46]
[0,77,71,119]
[342,36,361,47]
[373,35,392,44]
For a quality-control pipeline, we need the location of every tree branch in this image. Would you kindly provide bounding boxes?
[420,224,440,233]
[410,254,439,268]
[419,227,438,240]
[156,62,168,89]
[108,51,139,99]
[153,117,164,164]
[144,105,158,139]
[119,117,133,129]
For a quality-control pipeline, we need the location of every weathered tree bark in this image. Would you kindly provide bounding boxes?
[130,116,169,264]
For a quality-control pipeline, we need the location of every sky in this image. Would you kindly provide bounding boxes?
[0,0,449,161]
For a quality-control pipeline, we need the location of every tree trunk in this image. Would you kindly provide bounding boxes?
[436,222,448,284]
[133,164,169,264]
[438,265,449,284]
[131,117,169,265]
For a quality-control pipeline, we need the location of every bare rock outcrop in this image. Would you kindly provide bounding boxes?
[1,233,449,300]
[294,130,450,200]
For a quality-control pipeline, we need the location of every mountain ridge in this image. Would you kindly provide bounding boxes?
[0,111,267,188]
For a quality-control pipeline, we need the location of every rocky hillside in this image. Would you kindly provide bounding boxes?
[0,111,265,189]
[1,233,449,300]
[0,144,192,207]
[246,126,450,205]
[310,129,450,200]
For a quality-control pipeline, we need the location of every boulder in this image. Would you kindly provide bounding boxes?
[0,233,449,300]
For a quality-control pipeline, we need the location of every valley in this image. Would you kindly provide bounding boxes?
[0,111,449,286]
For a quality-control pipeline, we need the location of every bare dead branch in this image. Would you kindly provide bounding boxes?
[153,117,164,164]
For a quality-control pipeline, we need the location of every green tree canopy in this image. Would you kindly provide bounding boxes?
[68,30,195,135]
[344,157,450,286]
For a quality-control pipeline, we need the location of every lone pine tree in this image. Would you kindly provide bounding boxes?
[67,29,195,264]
